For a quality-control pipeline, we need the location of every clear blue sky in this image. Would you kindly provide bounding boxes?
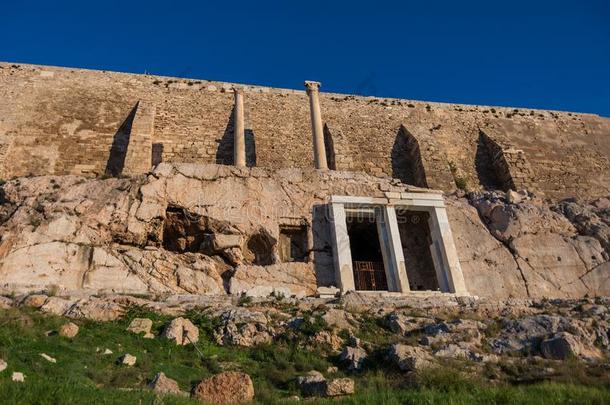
[2,1,609,116]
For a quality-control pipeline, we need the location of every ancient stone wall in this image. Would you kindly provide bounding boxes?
[1,62,609,200]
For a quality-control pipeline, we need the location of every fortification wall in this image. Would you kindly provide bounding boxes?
[1,62,609,200]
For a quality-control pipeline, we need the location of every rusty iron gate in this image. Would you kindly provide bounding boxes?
[353,261,388,291]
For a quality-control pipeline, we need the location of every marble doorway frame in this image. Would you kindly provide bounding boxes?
[328,193,468,295]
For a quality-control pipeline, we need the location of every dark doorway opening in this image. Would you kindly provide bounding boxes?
[152,143,164,167]
[346,214,388,291]
[396,210,439,291]
[279,225,308,262]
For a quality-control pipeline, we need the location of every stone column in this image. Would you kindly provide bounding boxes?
[428,206,469,295]
[304,81,328,170]
[381,205,411,293]
[329,203,355,292]
[233,87,246,167]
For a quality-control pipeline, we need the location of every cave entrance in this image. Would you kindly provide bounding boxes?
[396,209,439,291]
[346,212,388,291]
[162,206,207,253]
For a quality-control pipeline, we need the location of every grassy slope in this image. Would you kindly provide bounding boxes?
[0,306,608,404]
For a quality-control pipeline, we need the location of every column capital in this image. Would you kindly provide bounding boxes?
[304,80,321,93]
[233,86,244,95]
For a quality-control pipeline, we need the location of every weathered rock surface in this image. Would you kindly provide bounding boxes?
[148,372,183,395]
[22,294,48,308]
[12,372,25,382]
[0,164,606,299]
[296,371,355,397]
[229,263,316,298]
[213,308,272,347]
[119,354,137,366]
[58,322,79,338]
[191,371,255,404]
[540,332,600,360]
[161,317,199,346]
[388,344,434,372]
[296,370,327,397]
[325,378,355,397]
[127,318,154,338]
[339,346,367,371]
[0,296,12,309]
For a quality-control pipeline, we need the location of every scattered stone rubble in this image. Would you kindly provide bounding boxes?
[2,289,609,400]
[296,370,355,397]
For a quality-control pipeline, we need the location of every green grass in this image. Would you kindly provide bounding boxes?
[0,307,608,404]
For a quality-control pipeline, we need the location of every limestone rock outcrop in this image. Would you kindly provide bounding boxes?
[148,372,183,396]
[161,317,199,346]
[0,163,607,299]
[191,371,255,404]
[229,263,316,298]
[388,344,434,372]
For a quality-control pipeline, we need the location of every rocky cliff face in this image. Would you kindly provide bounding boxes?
[450,191,609,298]
[0,163,607,298]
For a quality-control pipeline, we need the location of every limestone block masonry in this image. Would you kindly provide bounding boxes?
[0,62,608,200]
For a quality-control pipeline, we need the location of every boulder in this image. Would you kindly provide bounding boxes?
[540,332,582,360]
[148,372,183,395]
[296,371,326,397]
[310,331,343,352]
[22,294,48,308]
[12,372,25,382]
[120,354,137,366]
[63,297,124,321]
[41,297,75,316]
[191,371,254,404]
[127,318,154,338]
[506,190,522,205]
[339,346,367,371]
[0,359,7,372]
[490,314,572,355]
[214,309,272,347]
[322,309,356,331]
[325,378,355,397]
[388,344,434,372]
[58,322,79,338]
[384,314,429,335]
[161,317,199,345]
[432,344,489,362]
[296,371,355,397]
[421,319,483,346]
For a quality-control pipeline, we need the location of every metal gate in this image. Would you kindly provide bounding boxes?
[353,261,388,291]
